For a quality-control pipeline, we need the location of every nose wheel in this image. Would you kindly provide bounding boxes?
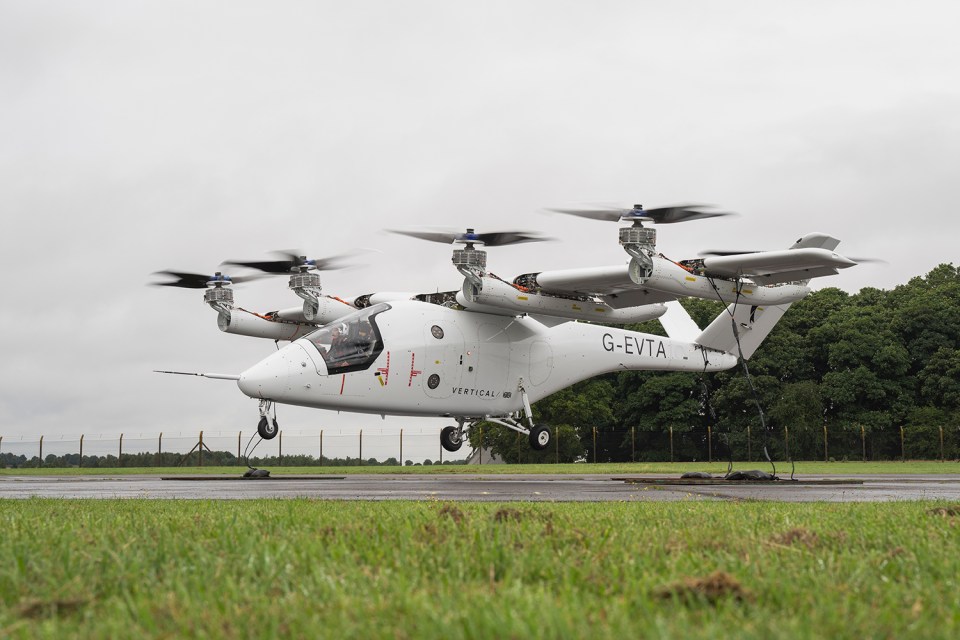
[257,399,279,440]
[257,416,279,440]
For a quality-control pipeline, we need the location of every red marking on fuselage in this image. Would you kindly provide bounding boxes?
[408,353,422,387]
[376,351,391,386]
[339,374,346,395]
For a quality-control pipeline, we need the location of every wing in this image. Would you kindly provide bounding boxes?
[516,265,679,308]
[701,234,856,285]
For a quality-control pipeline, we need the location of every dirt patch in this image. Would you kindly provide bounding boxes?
[493,508,524,523]
[928,506,960,517]
[18,598,88,619]
[771,528,820,548]
[655,571,752,605]
[438,504,465,524]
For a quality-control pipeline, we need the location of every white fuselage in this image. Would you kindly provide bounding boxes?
[237,300,737,418]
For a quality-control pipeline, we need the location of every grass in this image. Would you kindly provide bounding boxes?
[2,460,959,476]
[1,499,959,639]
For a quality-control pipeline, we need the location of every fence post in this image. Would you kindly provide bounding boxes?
[784,426,790,459]
[669,426,674,463]
[359,429,362,466]
[900,425,905,462]
[592,426,597,464]
[399,429,403,467]
[707,425,712,463]
[39,435,43,468]
[823,423,828,462]
[747,424,751,462]
[631,427,635,463]
[556,425,560,464]
[861,425,866,462]
[198,431,203,467]
[158,432,162,467]
[319,430,323,467]
[479,424,483,465]
[940,426,945,462]
[238,431,241,466]
[119,434,123,467]
[79,434,84,468]
[278,430,282,466]
[517,431,521,464]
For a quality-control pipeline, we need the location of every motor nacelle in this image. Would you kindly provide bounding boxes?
[629,257,810,305]
[217,309,315,341]
[457,275,667,324]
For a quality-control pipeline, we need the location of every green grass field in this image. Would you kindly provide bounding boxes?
[2,499,959,639]
[2,460,958,476]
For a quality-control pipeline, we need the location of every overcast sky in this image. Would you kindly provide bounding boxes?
[1,1,958,458]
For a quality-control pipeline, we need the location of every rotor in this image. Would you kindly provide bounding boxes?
[223,251,354,274]
[548,203,734,226]
[387,228,551,249]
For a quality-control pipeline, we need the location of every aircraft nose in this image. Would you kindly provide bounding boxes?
[238,349,292,399]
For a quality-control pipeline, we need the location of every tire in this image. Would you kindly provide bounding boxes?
[528,424,551,451]
[440,426,463,452]
[258,416,279,440]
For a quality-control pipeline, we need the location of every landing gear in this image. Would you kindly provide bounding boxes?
[257,399,279,440]
[528,424,552,451]
[440,425,464,452]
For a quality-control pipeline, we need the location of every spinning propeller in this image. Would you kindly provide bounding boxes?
[549,203,734,225]
[151,271,263,289]
[223,251,355,274]
[387,228,551,247]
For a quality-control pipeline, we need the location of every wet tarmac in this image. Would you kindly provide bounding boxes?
[2,473,960,502]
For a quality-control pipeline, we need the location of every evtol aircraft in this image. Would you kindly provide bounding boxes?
[154,204,861,455]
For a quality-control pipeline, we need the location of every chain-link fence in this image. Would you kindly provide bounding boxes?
[2,423,957,469]
[585,424,960,463]
[0,428,471,469]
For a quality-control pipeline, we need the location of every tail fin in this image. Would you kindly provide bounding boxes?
[695,301,792,360]
[692,232,842,359]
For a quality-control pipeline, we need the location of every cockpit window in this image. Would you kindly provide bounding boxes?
[304,303,390,374]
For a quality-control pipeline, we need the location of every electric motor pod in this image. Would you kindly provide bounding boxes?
[452,248,487,270]
[619,226,656,249]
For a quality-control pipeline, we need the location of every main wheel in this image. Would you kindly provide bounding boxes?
[258,416,279,440]
[440,426,463,452]
[528,425,551,451]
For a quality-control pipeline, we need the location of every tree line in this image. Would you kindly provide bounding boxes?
[472,263,960,463]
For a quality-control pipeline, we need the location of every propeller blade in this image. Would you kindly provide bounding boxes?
[222,259,295,274]
[150,270,262,288]
[151,271,213,288]
[550,203,734,224]
[475,231,552,246]
[386,229,460,244]
[388,228,551,246]
[224,251,356,274]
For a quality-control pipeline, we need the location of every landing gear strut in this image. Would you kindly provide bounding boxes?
[257,400,279,440]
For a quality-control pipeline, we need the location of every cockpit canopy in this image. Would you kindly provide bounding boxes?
[304,303,390,374]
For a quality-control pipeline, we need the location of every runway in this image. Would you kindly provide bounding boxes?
[2,473,960,502]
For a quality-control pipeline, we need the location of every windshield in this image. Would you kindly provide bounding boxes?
[304,303,390,374]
